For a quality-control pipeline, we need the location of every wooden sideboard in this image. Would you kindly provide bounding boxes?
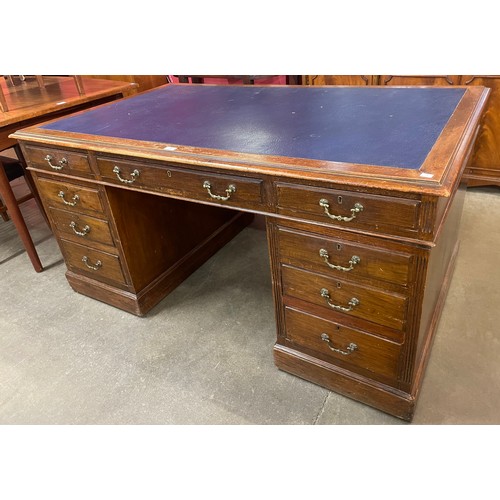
[304,75,500,187]
[11,84,488,420]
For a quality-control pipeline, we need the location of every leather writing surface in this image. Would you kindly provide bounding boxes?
[41,85,466,169]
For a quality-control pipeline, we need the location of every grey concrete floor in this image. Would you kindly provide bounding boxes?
[1,179,499,425]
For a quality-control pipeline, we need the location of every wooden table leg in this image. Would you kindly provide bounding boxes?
[0,160,43,272]
[73,76,85,95]
[0,83,8,112]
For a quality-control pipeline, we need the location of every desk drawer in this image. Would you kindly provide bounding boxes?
[36,177,105,216]
[276,183,420,234]
[60,239,126,286]
[284,307,402,382]
[49,207,115,247]
[96,157,265,211]
[281,265,408,332]
[25,145,93,178]
[277,226,412,287]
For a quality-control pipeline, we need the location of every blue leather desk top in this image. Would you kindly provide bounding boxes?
[41,85,466,170]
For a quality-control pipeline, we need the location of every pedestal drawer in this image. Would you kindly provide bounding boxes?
[49,207,115,247]
[36,177,105,216]
[59,239,127,286]
[277,226,412,287]
[284,307,402,381]
[281,265,408,332]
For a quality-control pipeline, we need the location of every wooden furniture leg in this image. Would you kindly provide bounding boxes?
[0,82,8,112]
[35,76,45,88]
[0,159,43,272]
[73,76,85,95]
[0,201,10,221]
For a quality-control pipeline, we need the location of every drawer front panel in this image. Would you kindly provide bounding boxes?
[97,157,265,211]
[285,307,402,380]
[60,239,126,286]
[276,183,420,233]
[36,177,105,215]
[281,265,408,332]
[25,145,93,177]
[277,226,412,286]
[49,207,115,247]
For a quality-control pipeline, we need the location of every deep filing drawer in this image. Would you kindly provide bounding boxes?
[276,183,420,235]
[49,207,115,247]
[277,226,412,287]
[59,239,127,287]
[25,145,94,178]
[96,157,265,211]
[36,177,105,216]
[284,307,402,382]
[281,265,408,333]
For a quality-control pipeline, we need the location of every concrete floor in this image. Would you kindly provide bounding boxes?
[1,179,499,425]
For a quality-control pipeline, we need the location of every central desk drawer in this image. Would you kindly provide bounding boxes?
[281,265,408,332]
[96,157,265,211]
[59,239,126,286]
[49,207,115,247]
[276,183,420,235]
[36,177,105,216]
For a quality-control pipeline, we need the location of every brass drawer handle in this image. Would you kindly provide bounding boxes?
[319,249,360,272]
[320,333,357,355]
[319,199,363,222]
[112,166,140,184]
[58,191,79,206]
[203,180,236,201]
[70,221,90,236]
[82,256,102,271]
[320,288,359,312]
[45,154,68,171]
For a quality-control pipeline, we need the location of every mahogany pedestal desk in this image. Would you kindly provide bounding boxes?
[11,84,489,420]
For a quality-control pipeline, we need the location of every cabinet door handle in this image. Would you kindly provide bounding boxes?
[58,191,79,206]
[320,333,357,355]
[69,221,90,236]
[319,249,360,271]
[320,288,359,312]
[319,199,363,222]
[113,166,140,184]
[203,180,236,201]
[45,154,68,170]
[82,256,102,271]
